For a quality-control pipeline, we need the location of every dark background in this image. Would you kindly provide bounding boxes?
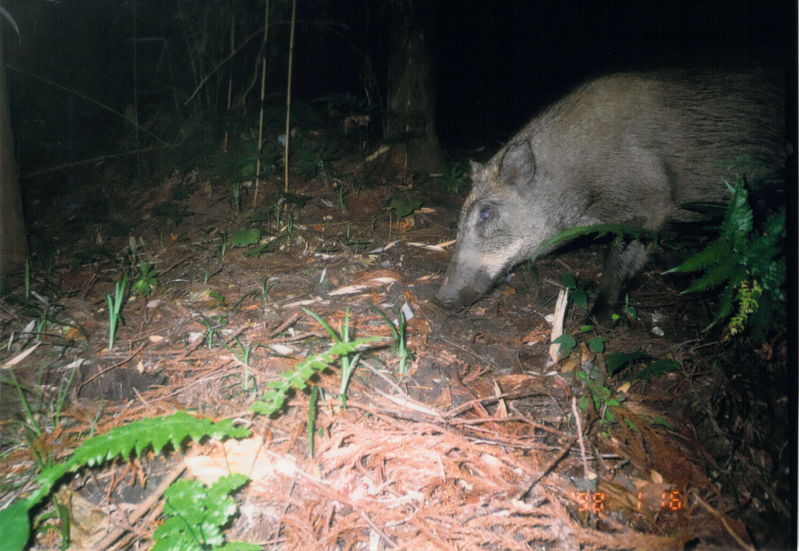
[2,0,794,172]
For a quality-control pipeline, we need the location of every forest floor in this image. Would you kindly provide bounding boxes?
[0,143,792,550]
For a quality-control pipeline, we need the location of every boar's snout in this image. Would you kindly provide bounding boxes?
[435,266,494,310]
[435,285,482,310]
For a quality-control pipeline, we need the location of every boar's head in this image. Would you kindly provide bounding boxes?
[437,140,575,310]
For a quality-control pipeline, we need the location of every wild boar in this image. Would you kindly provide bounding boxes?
[436,69,787,319]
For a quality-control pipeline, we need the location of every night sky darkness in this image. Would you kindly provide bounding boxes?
[3,0,795,169]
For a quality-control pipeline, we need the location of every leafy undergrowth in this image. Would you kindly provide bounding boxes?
[0,140,790,550]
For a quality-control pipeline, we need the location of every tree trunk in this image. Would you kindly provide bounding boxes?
[0,22,28,292]
[386,0,444,174]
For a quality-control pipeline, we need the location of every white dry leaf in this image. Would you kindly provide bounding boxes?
[367,241,398,254]
[185,436,297,487]
[328,284,367,296]
[400,302,414,322]
[329,275,399,296]
[21,320,37,337]
[270,344,296,356]
[2,342,41,369]
[406,242,448,252]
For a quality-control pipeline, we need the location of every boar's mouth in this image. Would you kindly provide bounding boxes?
[435,267,495,310]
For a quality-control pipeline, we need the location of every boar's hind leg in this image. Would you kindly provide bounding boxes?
[590,240,650,322]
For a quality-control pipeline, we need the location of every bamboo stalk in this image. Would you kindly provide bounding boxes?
[254,0,270,207]
[282,0,297,195]
[223,11,235,152]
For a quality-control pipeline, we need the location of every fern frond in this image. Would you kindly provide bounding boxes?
[705,284,736,331]
[153,474,259,551]
[533,224,658,261]
[665,238,727,274]
[26,412,250,511]
[250,337,381,416]
[721,180,753,243]
[69,411,249,469]
[681,256,744,294]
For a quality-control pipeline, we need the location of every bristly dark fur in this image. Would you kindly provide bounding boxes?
[437,69,787,320]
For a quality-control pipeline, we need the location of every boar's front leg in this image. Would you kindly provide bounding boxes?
[590,240,650,322]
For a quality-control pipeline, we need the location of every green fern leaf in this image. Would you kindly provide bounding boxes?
[68,411,250,469]
[533,223,658,260]
[665,238,727,274]
[250,337,381,416]
[681,256,743,294]
[721,181,753,243]
[705,283,736,330]
[153,474,251,551]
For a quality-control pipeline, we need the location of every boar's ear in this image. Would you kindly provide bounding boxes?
[498,141,536,187]
[468,160,483,175]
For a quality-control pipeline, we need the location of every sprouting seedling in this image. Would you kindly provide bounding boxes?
[197,314,228,350]
[285,212,293,248]
[261,276,276,303]
[219,230,228,258]
[374,305,414,375]
[303,307,361,409]
[106,276,126,351]
[224,336,254,391]
[232,181,242,214]
[131,261,158,297]
[611,294,637,322]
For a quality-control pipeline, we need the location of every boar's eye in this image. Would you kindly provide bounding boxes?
[478,206,492,221]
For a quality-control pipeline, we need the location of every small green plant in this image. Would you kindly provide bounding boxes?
[197,315,228,349]
[552,326,606,360]
[131,261,158,297]
[303,308,362,408]
[153,474,258,551]
[260,277,276,303]
[0,411,250,551]
[552,333,577,359]
[224,337,254,391]
[666,177,785,342]
[578,325,608,353]
[387,197,423,219]
[439,163,468,194]
[562,273,589,310]
[611,294,637,322]
[576,371,622,425]
[374,306,414,375]
[296,145,338,183]
[230,228,261,249]
[106,276,126,350]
